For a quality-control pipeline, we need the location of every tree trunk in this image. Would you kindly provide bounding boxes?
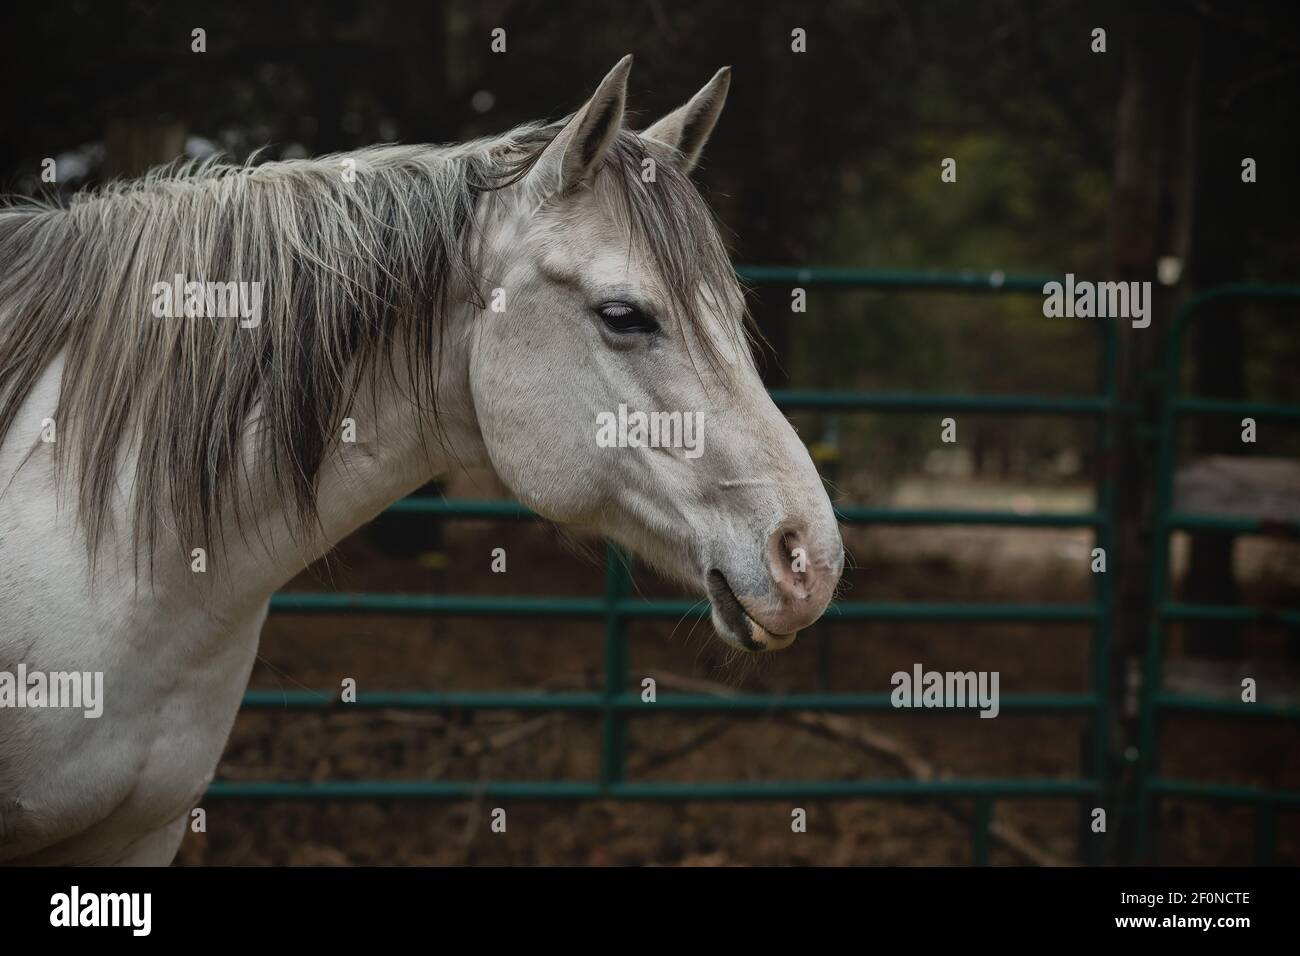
[1105,1,1197,862]
[105,121,187,179]
[1181,19,1247,657]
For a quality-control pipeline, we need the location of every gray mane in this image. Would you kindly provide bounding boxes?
[0,124,744,561]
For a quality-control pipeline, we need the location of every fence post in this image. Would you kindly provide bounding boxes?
[601,544,631,791]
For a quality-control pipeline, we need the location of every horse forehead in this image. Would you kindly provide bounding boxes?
[528,209,654,285]
[524,195,743,321]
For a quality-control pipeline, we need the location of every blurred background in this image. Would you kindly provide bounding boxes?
[3,0,1298,864]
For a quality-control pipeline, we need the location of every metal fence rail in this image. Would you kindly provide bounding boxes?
[1136,285,1300,865]
[205,273,1300,864]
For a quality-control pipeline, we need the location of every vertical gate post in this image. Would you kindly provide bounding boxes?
[1087,320,1119,866]
[601,544,631,791]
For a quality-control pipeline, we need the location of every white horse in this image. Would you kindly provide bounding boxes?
[0,57,842,865]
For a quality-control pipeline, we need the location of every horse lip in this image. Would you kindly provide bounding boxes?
[706,569,790,651]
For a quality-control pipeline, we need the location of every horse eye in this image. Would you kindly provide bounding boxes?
[596,301,659,334]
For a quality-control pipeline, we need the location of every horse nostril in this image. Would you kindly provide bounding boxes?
[751,519,841,636]
[769,524,815,601]
[783,532,806,579]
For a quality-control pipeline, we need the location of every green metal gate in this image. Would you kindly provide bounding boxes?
[204,269,1297,865]
[1136,284,1300,864]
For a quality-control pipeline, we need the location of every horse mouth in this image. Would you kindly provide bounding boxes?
[705,569,797,652]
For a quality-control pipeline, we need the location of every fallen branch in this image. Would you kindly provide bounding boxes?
[631,718,733,775]
[459,713,564,758]
[789,711,1067,867]
[647,670,1068,867]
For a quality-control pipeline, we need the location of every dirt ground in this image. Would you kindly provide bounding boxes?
[175,475,1300,866]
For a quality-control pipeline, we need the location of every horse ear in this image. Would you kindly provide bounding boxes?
[641,66,731,173]
[531,55,632,196]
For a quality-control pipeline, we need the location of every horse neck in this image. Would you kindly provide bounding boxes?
[201,314,485,609]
